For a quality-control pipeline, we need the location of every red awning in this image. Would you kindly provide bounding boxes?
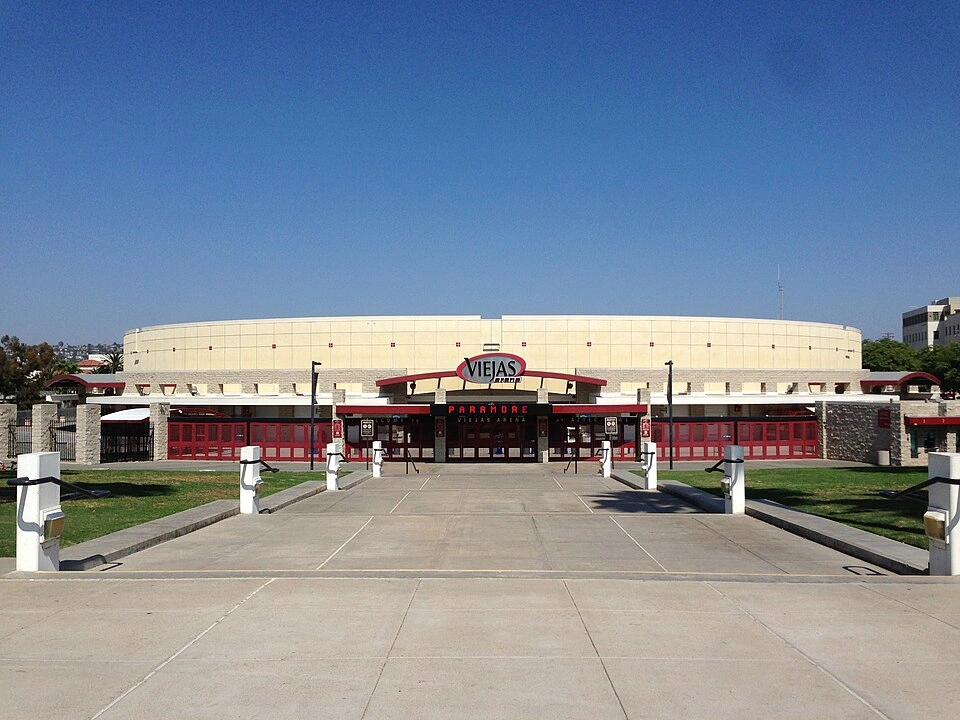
[336,404,432,416]
[905,416,960,427]
[375,369,607,387]
[44,373,125,391]
[552,404,647,415]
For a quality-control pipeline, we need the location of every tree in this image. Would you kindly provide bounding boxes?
[861,338,920,372]
[0,335,61,408]
[95,350,123,374]
[919,342,960,393]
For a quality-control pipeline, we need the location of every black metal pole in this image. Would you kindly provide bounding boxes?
[665,360,674,470]
[310,361,321,471]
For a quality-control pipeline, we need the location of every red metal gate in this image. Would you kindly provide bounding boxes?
[168,420,332,461]
[651,418,818,460]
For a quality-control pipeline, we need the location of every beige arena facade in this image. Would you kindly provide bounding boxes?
[75,314,921,465]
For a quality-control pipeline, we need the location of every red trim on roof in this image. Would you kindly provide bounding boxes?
[905,416,960,427]
[552,404,647,415]
[861,372,940,387]
[43,374,125,391]
[336,404,432,415]
[375,369,607,387]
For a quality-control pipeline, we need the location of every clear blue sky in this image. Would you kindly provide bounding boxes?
[2,1,958,345]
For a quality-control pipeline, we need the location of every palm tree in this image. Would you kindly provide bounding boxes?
[95,351,123,374]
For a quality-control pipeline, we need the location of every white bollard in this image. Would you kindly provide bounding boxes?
[326,442,341,491]
[721,445,745,514]
[925,453,960,576]
[599,440,612,478]
[239,445,263,515]
[641,441,658,490]
[372,440,384,478]
[15,452,64,572]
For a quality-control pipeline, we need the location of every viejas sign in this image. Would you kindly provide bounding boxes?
[456,353,526,384]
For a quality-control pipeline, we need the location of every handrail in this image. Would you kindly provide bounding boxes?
[888,476,960,500]
[238,458,280,473]
[705,457,744,473]
[404,448,419,475]
[7,475,110,498]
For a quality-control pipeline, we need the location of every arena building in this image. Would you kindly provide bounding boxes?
[60,313,943,465]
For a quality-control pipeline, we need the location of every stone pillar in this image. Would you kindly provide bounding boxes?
[435,388,447,404]
[75,404,101,465]
[815,401,828,459]
[537,388,549,404]
[537,416,549,463]
[150,403,170,461]
[434,417,447,463]
[0,403,15,458]
[32,403,57,453]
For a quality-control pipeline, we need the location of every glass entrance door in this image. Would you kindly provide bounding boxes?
[449,418,535,461]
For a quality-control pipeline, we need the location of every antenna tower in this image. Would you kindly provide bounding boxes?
[777,265,784,320]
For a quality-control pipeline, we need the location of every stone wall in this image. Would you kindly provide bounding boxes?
[823,402,900,465]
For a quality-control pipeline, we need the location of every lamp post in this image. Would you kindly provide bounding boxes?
[309,361,321,471]
[665,359,674,470]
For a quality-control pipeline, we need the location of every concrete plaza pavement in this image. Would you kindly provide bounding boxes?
[2,464,959,719]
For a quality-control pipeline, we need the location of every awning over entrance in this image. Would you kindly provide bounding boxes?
[45,373,125,392]
[551,403,648,414]
[905,416,960,426]
[337,404,432,415]
[861,371,940,389]
[375,369,608,387]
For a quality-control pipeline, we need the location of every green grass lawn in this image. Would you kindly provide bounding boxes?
[644,466,931,549]
[0,468,337,557]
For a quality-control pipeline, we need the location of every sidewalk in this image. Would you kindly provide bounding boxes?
[3,464,957,719]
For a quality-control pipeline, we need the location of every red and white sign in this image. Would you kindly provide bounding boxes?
[456,353,526,384]
[640,418,652,438]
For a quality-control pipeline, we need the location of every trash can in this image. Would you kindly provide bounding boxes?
[877,449,890,466]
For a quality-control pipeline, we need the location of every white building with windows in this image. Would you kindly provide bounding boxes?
[902,297,960,349]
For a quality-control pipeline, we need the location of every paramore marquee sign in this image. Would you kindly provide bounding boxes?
[456,353,526,384]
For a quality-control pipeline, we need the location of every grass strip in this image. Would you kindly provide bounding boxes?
[0,468,342,557]
[640,466,930,549]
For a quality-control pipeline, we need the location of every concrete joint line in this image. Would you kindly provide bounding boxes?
[317,516,374,569]
[389,491,411,514]
[562,580,630,720]
[418,476,430,490]
[706,582,895,720]
[89,577,276,720]
[577,494,595,513]
[360,579,422,720]
[610,517,668,572]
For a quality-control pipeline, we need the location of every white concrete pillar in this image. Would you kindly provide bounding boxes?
[326,441,341,491]
[600,440,612,478]
[925,453,960,576]
[15,452,64,572]
[722,445,745,514]
[641,441,658,490]
[239,445,263,515]
[372,440,384,478]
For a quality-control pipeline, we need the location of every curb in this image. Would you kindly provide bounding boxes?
[612,469,928,576]
[58,471,373,571]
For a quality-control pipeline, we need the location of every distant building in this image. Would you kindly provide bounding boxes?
[902,297,960,349]
[77,358,105,374]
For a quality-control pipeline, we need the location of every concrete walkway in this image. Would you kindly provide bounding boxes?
[2,464,959,719]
